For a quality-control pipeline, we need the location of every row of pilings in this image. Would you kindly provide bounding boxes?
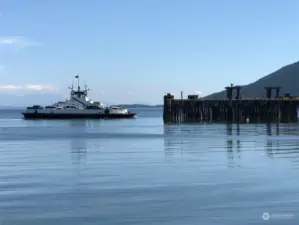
[163,94,299,124]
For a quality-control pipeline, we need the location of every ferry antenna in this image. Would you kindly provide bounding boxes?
[75,74,80,90]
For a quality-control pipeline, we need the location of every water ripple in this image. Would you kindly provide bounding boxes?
[0,109,299,224]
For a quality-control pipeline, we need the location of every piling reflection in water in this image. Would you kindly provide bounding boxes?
[226,123,241,168]
[163,123,244,167]
[266,123,275,158]
[163,122,299,167]
[266,123,280,136]
[163,124,203,159]
[163,125,185,160]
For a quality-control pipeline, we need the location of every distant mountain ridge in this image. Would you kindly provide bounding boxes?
[115,104,162,108]
[204,61,299,99]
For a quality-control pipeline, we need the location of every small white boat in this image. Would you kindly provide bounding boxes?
[22,75,137,119]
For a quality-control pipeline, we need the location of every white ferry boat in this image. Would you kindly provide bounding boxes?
[22,76,136,119]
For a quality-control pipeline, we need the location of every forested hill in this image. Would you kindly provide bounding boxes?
[204,61,299,99]
[116,104,163,108]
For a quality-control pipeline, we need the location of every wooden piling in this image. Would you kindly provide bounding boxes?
[163,85,299,123]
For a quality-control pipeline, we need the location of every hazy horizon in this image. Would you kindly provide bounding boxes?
[0,92,164,108]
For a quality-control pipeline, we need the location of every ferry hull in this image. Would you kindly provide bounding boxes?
[22,112,137,119]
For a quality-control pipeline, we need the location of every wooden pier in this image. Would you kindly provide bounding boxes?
[163,85,299,123]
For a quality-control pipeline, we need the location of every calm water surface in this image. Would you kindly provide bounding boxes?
[0,108,299,224]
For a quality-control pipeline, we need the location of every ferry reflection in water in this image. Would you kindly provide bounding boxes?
[68,120,88,165]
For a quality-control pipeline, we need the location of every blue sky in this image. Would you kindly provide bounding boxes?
[1,0,299,105]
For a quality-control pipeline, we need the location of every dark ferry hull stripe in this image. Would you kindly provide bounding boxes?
[22,113,137,119]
